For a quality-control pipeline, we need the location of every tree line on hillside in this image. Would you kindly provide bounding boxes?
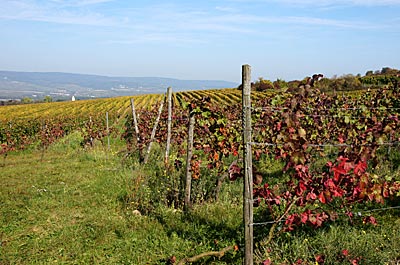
[0,95,57,106]
[242,67,400,93]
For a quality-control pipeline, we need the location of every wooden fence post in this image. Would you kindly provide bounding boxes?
[130,98,142,161]
[388,132,393,156]
[106,112,110,151]
[242,64,254,265]
[144,95,165,164]
[165,87,173,165]
[184,110,195,213]
[89,116,93,146]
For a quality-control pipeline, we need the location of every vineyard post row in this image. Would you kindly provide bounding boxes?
[128,87,174,165]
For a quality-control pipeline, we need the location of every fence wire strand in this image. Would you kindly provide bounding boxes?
[249,141,400,148]
[252,106,400,112]
[250,206,400,227]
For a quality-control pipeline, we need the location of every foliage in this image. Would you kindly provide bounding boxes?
[359,74,400,88]
[254,77,275,91]
[21,97,33,104]
[247,86,400,233]
[123,84,400,259]
[273,79,288,90]
[43,95,53,103]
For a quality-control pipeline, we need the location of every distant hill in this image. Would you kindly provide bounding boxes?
[0,71,238,101]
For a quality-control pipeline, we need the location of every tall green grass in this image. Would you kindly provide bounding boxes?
[0,134,243,264]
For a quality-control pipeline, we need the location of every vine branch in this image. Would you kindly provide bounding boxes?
[176,245,236,265]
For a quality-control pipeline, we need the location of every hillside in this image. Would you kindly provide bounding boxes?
[0,88,276,121]
[1,84,399,264]
[0,71,238,101]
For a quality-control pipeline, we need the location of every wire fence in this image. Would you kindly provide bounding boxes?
[249,141,400,148]
[253,106,400,111]
[240,65,400,264]
[246,107,400,227]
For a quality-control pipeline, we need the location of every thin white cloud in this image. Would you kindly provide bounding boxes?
[182,12,380,31]
[0,0,397,45]
[338,0,400,5]
[1,0,118,26]
[50,0,114,6]
[283,16,379,29]
[76,0,113,5]
[106,34,207,45]
[215,6,239,13]
[269,0,400,7]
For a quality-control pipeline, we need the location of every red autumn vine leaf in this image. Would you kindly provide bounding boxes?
[363,215,378,225]
[318,192,326,204]
[262,259,272,265]
[354,160,367,176]
[315,254,325,264]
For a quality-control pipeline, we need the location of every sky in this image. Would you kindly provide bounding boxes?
[1,0,400,84]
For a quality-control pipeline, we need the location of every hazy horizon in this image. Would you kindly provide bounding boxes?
[1,0,400,83]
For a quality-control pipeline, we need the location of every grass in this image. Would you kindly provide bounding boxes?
[253,215,400,264]
[0,134,243,264]
[1,133,400,264]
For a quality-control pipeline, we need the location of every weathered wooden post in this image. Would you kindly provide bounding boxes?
[106,112,110,151]
[165,87,173,165]
[130,98,142,161]
[184,109,195,213]
[388,132,393,156]
[242,64,254,265]
[144,94,165,164]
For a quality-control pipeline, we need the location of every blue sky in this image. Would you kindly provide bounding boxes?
[1,0,400,83]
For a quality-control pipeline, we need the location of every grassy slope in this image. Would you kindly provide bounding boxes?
[1,135,399,264]
[0,135,243,264]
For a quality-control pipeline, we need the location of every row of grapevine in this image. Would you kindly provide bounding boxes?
[0,88,285,123]
[122,85,399,225]
[239,66,400,264]
[0,111,117,161]
[2,86,399,196]
[0,88,196,158]
[120,81,400,263]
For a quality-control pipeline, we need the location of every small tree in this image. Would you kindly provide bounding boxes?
[254,77,274,91]
[365,70,374,76]
[315,78,332,92]
[44,95,53,103]
[22,97,33,104]
[381,67,399,75]
[343,74,362,90]
[273,79,288,90]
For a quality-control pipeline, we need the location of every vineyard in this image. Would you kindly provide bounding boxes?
[0,88,273,159]
[1,78,400,264]
[0,88,271,120]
